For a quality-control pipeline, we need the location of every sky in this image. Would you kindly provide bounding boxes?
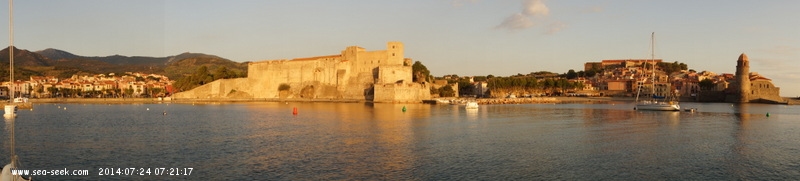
[1,0,799,96]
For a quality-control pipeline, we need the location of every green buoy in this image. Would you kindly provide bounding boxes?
[766,112,770,117]
[402,106,407,112]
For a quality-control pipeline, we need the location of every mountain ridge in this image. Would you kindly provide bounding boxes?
[1,46,248,82]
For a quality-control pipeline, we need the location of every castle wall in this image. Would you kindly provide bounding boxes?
[748,80,782,103]
[175,42,428,103]
[374,83,431,103]
[172,78,250,99]
[247,57,346,99]
[378,65,413,84]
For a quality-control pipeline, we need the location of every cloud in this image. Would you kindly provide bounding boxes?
[495,0,562,34]
[522,0,549,16]
[496,13,534,31]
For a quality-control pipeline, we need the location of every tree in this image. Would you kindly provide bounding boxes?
[26,84,33,97]
[458,79,473,96]
[35,85,44,98]
[412,61,430,83]
[47,87,58,98]
[214,66,231,80]
[278,83,291,91]
[195,66,211,85]
[150,88,165,97]
[565,69,578,79]
[430,86,440,95]
[146,75,160,81]
[124,86,134,97]
[699,79,715,90]
[439,85,456,97]
[585,69,598,77]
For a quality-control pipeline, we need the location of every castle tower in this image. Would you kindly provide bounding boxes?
[386,42,404,65]
[735,53,750,103]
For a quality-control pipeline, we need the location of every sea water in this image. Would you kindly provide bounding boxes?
[1,102,799,180]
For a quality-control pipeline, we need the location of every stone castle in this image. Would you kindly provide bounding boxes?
[725,53,783,103]
[173,42,431,103]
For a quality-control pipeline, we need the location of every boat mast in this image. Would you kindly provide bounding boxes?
[8,0,16,167]
[650,32,656,97]
[8,0,13,101]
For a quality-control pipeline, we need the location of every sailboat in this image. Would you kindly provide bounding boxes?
[2,0,15,119]
[635,32,680,111]
[1,0,32,180]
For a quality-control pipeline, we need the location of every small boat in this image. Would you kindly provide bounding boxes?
[435,99,451,104]
[465,101,479,109]
[12,97,27,103]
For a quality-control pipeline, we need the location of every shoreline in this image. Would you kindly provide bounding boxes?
[19,96,799,105]
[439,96,638,105]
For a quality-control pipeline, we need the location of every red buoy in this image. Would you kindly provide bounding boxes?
[292,107,298,115]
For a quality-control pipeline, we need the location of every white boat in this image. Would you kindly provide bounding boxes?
[465,101,479,109]
[2,105,16,118]
[636,100,680,111]
[12,97,27,103]
[435,99,451,104]
[635,32,680,111]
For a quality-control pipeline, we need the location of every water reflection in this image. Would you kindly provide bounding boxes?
[239,102,432,179]
[2,118,11,164]
[581,108,636,125]
[733,103,750,124]
[666,111,680,127]
[4,102,800,180]
[465,108,478,121]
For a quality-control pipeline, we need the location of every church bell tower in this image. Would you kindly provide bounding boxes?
[735,53,750,103]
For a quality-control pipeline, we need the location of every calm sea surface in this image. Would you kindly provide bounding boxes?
[2,101,800,180]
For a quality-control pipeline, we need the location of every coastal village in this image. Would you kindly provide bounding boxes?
[0,72,172,99]
[445,53,785,104]
[0,42,792,104]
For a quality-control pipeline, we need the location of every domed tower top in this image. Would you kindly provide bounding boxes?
[737,53,749,68]
[738,53,749,62]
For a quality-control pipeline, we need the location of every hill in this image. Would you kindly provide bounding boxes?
[0,47,249,82]
[163,52,248,81]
